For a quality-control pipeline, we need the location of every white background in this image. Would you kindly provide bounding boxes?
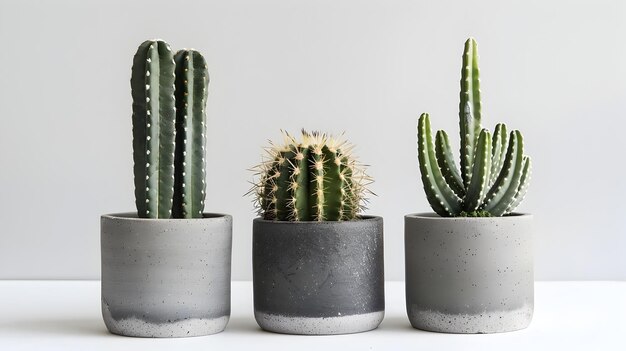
[0,0,624,281]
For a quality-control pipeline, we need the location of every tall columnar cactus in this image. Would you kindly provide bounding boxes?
[417,38,532,217]
[252,131,372,221]
[131,40,209,219]
[131,40,176,219]
[172,50,209,218]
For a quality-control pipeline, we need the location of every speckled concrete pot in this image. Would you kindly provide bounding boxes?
[405,213,533,334]
[100,213,232,338]
[253,216,384,335]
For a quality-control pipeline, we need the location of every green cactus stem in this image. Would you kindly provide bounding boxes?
[252,131,371,221]
[459,38,482,188]
[463,128,492,212]
[490,123,508,186]
[505,156,532,215]
[131,39,176,219]
[172,49,209,219]
[435,130,465,197]
[417,114,462,217]
[481,131,525,216]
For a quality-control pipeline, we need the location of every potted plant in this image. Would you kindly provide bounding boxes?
[249,131,384,335]
[405,38,533,334]
[100,39,232,338]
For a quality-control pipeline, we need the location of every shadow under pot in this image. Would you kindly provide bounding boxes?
[253,216,385,335]
[100,213,232,338]
[404,213,533,334]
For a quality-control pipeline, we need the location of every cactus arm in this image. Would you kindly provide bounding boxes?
[459,38,482,188]
[131,40,176,218]
[435,130,466,197]
[505,156,532,214]
[463,129,492,212]
[309,146,325,221]
[489,123,508,186]
[322,146,342,221]
[292,146,311,221]
[481,131,525,216]
[172,50,209,218]
[417,113,463,217]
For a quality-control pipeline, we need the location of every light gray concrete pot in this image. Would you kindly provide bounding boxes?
[253,216,385,335]
[101,213,232,338]
[405,213,533,334]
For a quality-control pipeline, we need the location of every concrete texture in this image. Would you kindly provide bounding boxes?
[253,216,384,334]
[254,311,384,335]
[101,213,232,337]
[405,213,533,333]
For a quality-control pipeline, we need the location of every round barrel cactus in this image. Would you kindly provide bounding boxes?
[252,130,372,221]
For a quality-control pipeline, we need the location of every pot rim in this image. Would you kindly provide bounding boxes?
[253,215,382,225]
[405,212,532,221]
[101,212,231,222]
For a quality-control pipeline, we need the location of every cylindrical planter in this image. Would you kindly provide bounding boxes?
[253,216,385,335]
[405,213,533,334]
[101,213,232,338]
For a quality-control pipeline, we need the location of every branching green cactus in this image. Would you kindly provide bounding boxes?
[417,38,532,217]
[131,40,209,219]
[251,131,372,221]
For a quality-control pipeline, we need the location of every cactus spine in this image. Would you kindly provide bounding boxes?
[417,38,532,217]
[131,40,209,219]
[253,131,371,221]
[172,50,209,218]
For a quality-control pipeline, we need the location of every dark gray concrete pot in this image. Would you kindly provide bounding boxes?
[405,213,533,334]
[100,213,232,338]
[253,216,385,335]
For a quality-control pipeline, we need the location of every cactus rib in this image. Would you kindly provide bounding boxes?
[260,159,279,220]
[322,146,343,221]
[291,146,311,220]
[131,40,176,219]
[308,145,324,220]
[340,155,357,220]
[276,150,295,221]
[417,114,462,217]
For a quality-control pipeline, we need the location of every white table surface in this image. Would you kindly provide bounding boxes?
[0,281,624,350]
